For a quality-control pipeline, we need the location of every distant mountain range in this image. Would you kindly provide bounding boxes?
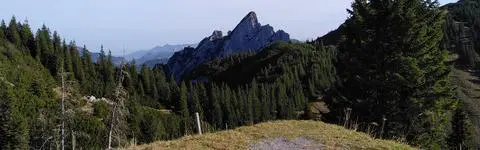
[167,11,291,79]
[79,44,196,66]
[126,44,197,65]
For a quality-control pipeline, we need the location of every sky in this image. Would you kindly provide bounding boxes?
[0,0,457,55]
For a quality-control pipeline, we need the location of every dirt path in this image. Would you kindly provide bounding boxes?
[249,137,323,150]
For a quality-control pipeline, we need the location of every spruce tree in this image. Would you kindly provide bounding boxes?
[69,42,84,83]
[128,60,139,96]
[82,45,96,94]
[153,67,170,104]
[140,65,152,95]
[20,20,35,52]
[250,80,261,123]
[245,86,254,124]
[51,31,62,77]
[209,84,223,128]
[62,40,74,80]
[6,16,21,47]
[260,84,271,121]
[339,0,456,147]
[197,84,208,117]
[269,85,277,120]
[221,84,234,128]
[0,20,5,45]
[102,50,116,95]
[178,81,189,118]
[190,83,203,116]
[0,83,29,149]
[276,82,288,119]
[448,107,474,149]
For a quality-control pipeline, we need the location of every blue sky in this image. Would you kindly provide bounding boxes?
[0,0,457,55]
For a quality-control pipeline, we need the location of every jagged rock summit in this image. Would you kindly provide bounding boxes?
[167,11,291,79]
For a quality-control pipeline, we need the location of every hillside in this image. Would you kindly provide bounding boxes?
[190,42,336,88]
[451,68,480,147]
[127,120,413,150]
[0,43,58,149]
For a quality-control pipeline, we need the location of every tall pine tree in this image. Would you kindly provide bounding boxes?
[6,16,21,47]
[338,0,456,148]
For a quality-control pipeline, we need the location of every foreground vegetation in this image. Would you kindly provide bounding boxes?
[128,120,413,150]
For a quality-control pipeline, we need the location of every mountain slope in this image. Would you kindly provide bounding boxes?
[167,11,290,79]
[451,68,480,147]
[444,0,480,67]
[0,43,58,149]
[190,42,336,88]
[127,120,413,150]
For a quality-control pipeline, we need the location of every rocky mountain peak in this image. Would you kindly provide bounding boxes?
[230,11,261,36]
[167,11,290,80]
[239,11,260,27]
[209,30,223,41]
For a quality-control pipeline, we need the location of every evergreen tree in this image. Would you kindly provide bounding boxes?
[169,81,179,109]
[178,81,189,118]
[190,83,203,116]
[128,60,139,97]
[338,0,456,147]
[250,80,261,123]
[0,20,6,45]
[245,86,254,124]
[276,82,288,119]
[69,41,84,82]
[230,88,240,126]
[51,31,62,77]
[269,85,277,120]
[153,67,169,105]
[33,29,42,59]
[220,84,234,128]
[62,40,74,80]
[19,20,35,52]
[99,45,106,64]
[105,50,116,95]
[6,16,21,47]
[448,107,474,149]
[209,84,223,128]
[259,84,271,121]
[36,25,56,75]
[178,81,190,134]
[82,45,97,94]
[197,84,208,117]
[140,65,152,95]
[0,83,29,149]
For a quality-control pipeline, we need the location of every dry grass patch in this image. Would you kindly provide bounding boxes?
[127,120,414,150]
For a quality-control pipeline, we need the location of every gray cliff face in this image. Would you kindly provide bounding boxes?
[167,11,290,79]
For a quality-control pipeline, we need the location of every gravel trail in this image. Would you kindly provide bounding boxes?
[249,137,323,150]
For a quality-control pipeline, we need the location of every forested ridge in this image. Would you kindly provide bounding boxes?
[0,0,478,149]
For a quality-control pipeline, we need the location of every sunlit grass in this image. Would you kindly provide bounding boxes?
[126,120,414,150]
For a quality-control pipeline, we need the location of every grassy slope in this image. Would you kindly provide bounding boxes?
[127,120,413,150]
[451,68,480,146]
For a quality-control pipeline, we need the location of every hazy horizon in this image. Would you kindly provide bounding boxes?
[0,0,456,55]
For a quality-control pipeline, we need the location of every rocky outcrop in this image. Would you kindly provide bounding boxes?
[167,11,291,79]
